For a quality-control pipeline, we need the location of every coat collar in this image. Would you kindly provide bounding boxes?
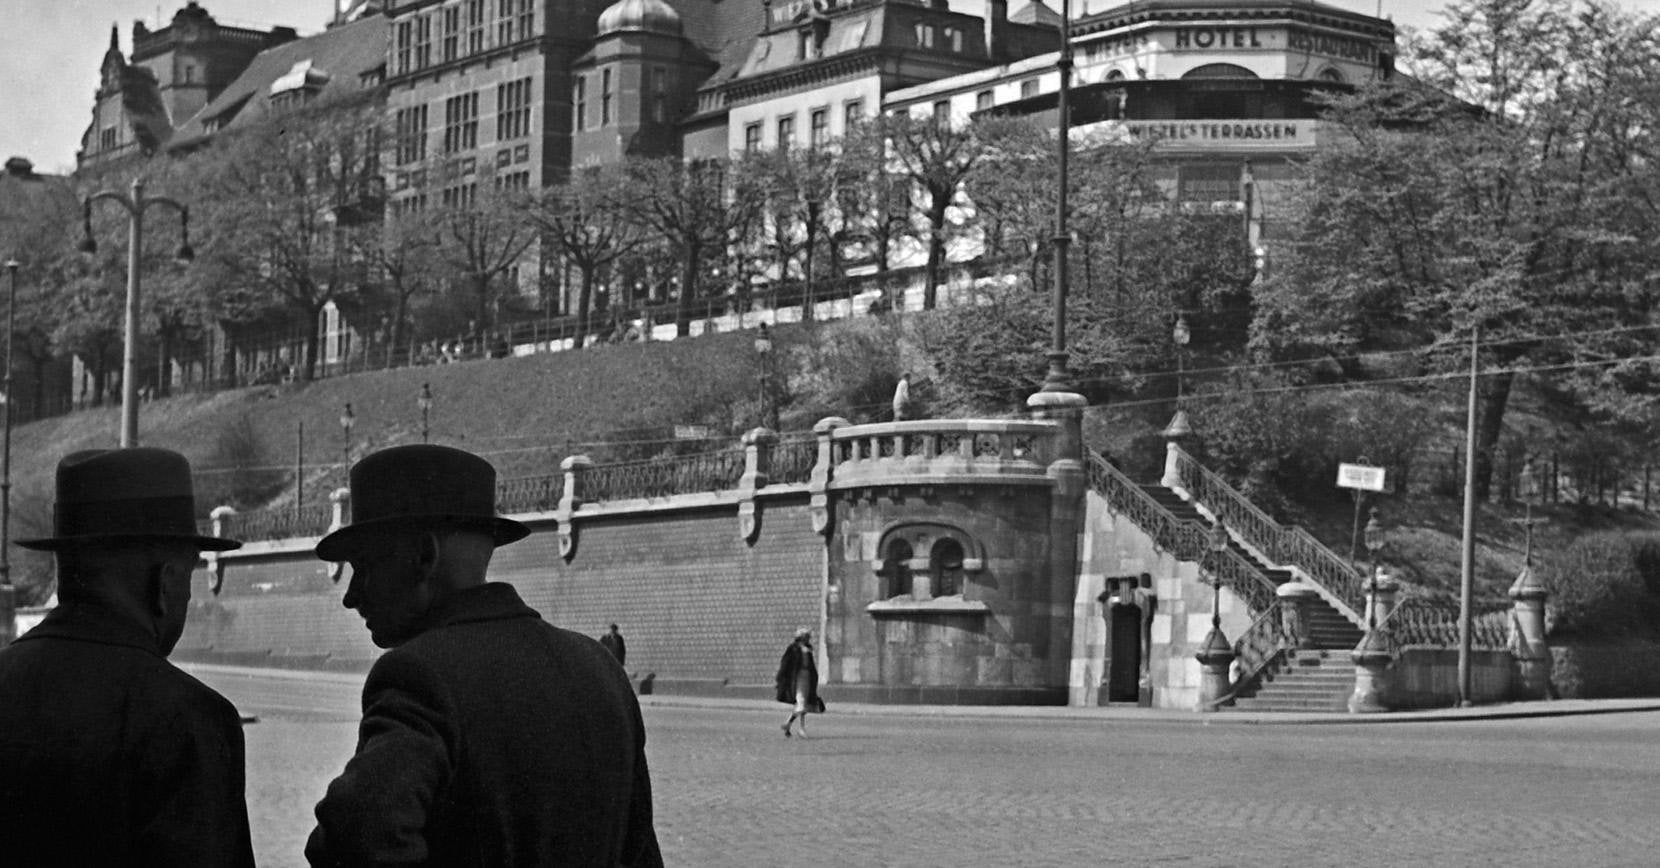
[422,581,539,632]
[17,602,166,657]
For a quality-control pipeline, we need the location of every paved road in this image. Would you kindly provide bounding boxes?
[194,667,1660,867]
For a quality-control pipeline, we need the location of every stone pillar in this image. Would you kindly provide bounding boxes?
[207,505,237,596]
[1508,564,1552,700]
[1348,627,1393,713]
[1027,389,1087,688]
[1195,627,1235,711]
[556,455,593,560]
[1276,582,1317,650]
[1362,567,1400,627]
[809,417,849,536]
[738,428,777,543]
[326,489,351,583]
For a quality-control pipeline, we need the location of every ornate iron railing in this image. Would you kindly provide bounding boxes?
[1169,445,1368,617]
[770,434,817,485]
[1380,597,1509,650]
[222,503,335,542]
[498,474,563,514]
[1087,451,1279,616]
[577,448,746,502]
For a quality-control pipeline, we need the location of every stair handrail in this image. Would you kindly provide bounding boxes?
[1168,444,1367,617]
[1087,451,1278,613]
[1202,602,1286,711]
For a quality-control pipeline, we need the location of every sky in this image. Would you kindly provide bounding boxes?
[1,0,1652,174]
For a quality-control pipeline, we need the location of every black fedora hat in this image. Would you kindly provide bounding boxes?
[315,444,530,562]
[18,448,241,552]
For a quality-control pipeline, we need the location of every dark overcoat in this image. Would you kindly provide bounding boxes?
[0,603,256,867]
[774,640,822,708]
[307,582,662,867]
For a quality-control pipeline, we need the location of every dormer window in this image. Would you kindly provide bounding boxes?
[915,23,934,49]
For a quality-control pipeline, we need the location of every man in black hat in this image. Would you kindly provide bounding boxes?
[307,444,662,867]
[0,448,254,867]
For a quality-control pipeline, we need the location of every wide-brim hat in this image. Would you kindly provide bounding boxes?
[18,448,241,552]
[315,444,530,562]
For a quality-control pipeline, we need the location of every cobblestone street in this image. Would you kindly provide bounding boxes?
[201,667,1660,867]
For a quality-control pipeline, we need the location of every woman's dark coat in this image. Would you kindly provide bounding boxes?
[307,582,662,867]
[774,639,822,708]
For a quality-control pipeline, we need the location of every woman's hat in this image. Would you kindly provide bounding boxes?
[17,448,241,552]
[315,444,530,562]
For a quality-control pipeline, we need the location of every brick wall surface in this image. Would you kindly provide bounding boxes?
[184,496,825,686]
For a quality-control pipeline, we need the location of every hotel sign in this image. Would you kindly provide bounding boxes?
[1080,25,1384,65]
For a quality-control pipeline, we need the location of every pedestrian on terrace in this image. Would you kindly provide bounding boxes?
[0,448,254,867]
[307,444,661,867]
[776,626,825,738]
[601,622,628,665]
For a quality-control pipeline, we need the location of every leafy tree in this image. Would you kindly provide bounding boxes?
[833,120,912,306]
[187,94,385,381]
[428,179,536,334]
[363,204,440,364]
[1254,0,1660,500]
[530,165,646,349]
[881,112,992,309]
[750,146,840,319]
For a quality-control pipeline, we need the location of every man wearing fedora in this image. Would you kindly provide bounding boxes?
[307,444,662,867]
[0,448,255,867]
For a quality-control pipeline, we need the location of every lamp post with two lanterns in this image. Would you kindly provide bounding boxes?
[79,178,193,448]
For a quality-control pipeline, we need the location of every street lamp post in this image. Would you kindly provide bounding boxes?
[1041,0,1074,393]
[1,257,18,636]
[754,323,774,429]
[1166,313,1191,437]
[418,383,433,443]
[339,403,356,485]
[1363,507,1385,629]
[1457,325,1480,706]
[79,177,193,448]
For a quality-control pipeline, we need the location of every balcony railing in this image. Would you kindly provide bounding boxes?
[575,448,747,502]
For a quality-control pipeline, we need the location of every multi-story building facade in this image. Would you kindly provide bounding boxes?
[78,2,297,171]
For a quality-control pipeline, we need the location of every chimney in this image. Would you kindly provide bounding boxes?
[987,0,1008,60]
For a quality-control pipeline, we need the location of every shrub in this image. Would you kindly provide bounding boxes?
[1542,532,1660,640]
[195,414,288,512]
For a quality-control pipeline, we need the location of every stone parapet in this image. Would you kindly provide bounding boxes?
[826,419,1061,491]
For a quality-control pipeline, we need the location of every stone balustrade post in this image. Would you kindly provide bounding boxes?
[1348,628,1393,713]
[1508,564,1552,700]
[556,455,593,560]
[738,428,777,543]
[206,505,237,595]
[326,489,351,583]
[1363,567,1400,627]
[1195,628,1235,711]
[809,417,849,536]
[1276,582,1317,650]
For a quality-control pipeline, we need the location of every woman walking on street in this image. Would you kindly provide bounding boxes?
[776,627,824,738]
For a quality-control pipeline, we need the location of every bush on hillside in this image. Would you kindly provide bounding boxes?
[195,414,288,512]
[1542,532,1660,639]
[786,318,915,425]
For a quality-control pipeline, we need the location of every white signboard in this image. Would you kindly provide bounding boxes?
[673,425,711,440]
[1336,463,1386,492]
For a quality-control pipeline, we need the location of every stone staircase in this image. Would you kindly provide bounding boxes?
[1139,484,1365,712]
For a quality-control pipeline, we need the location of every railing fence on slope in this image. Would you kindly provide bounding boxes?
[574,448,747,503]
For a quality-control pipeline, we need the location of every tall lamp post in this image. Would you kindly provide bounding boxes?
[339,403,356,486]
[1457,325,1480,706]
[79,178,193,448]
[1041,0,1074,393]
[754,323,775,429]
[418,383,433,443]
[1363,507,1385,629]
[1166,313,1191,437]
[1,257,18,639]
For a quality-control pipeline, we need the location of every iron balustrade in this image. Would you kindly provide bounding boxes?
[497,473,563,514]
[1379,596,1509,650]
[575,448,746,502]
[770,434,817,485]
[1169,444,1368,616]
[221,502,335,542]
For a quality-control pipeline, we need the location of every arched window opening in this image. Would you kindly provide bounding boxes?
[1181,63,1258,80]
[882,539,914,599]
[932,538,965,597]
[1317,67,1345,83]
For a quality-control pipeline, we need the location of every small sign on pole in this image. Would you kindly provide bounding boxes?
[674,425,710,440]
[1337,463,1387,492]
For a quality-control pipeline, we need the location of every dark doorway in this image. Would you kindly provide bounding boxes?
[1108,603,1142,703]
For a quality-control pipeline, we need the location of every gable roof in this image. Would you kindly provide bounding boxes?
[170,13,388,150]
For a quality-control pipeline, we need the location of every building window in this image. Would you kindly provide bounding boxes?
[443,91,479,153]
[777,114,795,149]
[441,182,477,209]
[975,89,993,111]
[496,170,531,190]
[394,21,412,74]
[809,107,829,148]
[601,68,613,125]
[1178,163,1239,203]
[517,0,535,40]
[183,64,195,84]
[99,127,117,151]
[321,301,345,365]
[497,77,531,140]
[467,0,486,53]
[497,0,514,45]
[915,23,934,48]
[442,6,460,61]
[395,104,428,164]
[414,14,433,69]
[943,27,962,52]
[931,539,965,597]
[1020,78,1037,99]
[651,66,668,124]
[744,122,762,152]
[574,76,586,131]
[932,100,950,124]
[882,539,914,599]
[843,99,864,130]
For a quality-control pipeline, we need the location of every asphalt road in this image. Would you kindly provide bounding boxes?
[193,666,1660,868]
